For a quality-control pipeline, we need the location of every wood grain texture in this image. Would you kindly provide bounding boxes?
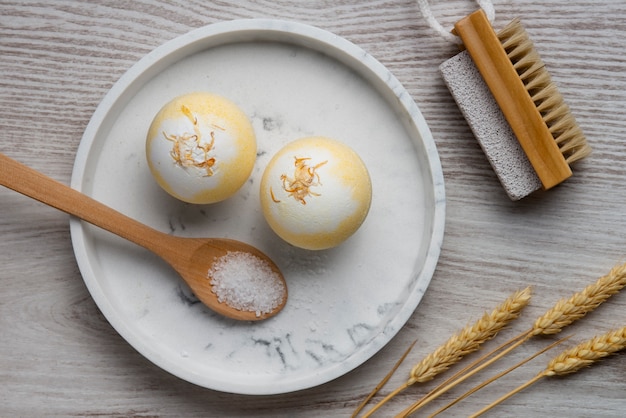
[1,1,625,416]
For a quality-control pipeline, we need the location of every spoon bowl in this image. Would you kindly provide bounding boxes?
[162,235,287,320]
[0,152,287,321]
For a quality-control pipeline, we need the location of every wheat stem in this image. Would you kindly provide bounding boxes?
[468,372,545,418]
[430,336,570,417]
[395,330,530,415]
[352,340,417,418]
[470,326,626,417]
[400,336,530,416]
[360,382,410,418]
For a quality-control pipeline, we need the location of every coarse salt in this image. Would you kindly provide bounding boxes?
[208,251,285,317]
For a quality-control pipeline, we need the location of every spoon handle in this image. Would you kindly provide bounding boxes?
[0,152,173,254]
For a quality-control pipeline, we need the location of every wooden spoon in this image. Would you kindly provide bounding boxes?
[0,152,287,321]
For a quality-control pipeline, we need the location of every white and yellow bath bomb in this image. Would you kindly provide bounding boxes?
[146,92,256,204]
[260,136,372,250]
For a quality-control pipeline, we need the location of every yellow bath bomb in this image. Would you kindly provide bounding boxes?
[260,137,372,250]
[146,92,256,204]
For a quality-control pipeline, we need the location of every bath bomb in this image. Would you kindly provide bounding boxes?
[260,136,372,250]
[146,92,256,204]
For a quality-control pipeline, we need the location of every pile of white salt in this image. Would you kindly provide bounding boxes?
[208,251,285,317]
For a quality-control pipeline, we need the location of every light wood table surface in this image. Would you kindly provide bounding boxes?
[1,1,625,416]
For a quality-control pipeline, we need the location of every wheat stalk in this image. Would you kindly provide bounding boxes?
[358,287,532,418]
[469,326,626,417]
[401,262,626,416]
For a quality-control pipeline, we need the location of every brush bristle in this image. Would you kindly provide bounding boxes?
[497,20,591,165]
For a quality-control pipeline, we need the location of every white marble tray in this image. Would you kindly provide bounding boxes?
[70,19,445,395]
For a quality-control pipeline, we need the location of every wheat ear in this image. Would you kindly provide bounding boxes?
[359,287,531,418]
[531,263,626,335]
[469,326,626,417]
[401,262,626,415]
[408,287,532,385]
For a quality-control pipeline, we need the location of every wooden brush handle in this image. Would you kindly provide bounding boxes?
[454,10,571,190]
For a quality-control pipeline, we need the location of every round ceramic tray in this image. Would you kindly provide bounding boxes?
[70,19,445,395]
